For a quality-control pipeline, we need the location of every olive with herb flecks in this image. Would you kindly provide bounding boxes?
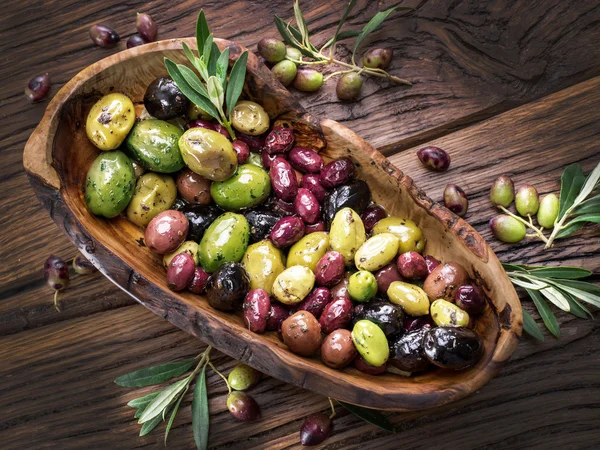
[372,216,425,254]
[87,93,136,151]
[388,327,431,372]
[430,299,470,327]
[127,172,177,227]
[281,311,322,356]
[423,326,483,369]
[273,265,315,305]
[351,301,404,336]
[178,127,237,181]
[352,319,390,367]
[387,281,430,316]
[422,261,468,303]
[205,262,250,311]
[211,164,271,211]
[397,251,428,280]
[242,240,285,295]
[348,270,378,302]
[198,212,249,273]
[232,101,270,136]
[362,47,393,70]
[126,119,184,172]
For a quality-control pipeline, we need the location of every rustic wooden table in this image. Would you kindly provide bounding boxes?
[1,1,599,448]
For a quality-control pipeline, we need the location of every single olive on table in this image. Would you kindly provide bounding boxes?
[25,73,51,102]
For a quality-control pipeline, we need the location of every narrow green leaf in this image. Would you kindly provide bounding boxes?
[337,401,394,432]
[216,47,230,88]
[139,411,165,437]
[561,213,600,226]
[555,284,600,309]
[502,263,530,273]
[177,64,209,97]
[558,279,600,296]
[521,307,544,341]
[164,385,189,445]
[558,163,585,218]
[555,221,585,239]
[539,286,570,312]
[182,42,198,66]
[571,162,600,207]
[115,359,194,387]
[526,289,560,338]
[192,367,209,450]
[322,29,361,50]
[509,276,545,290]
[127,391,160,409]
[572,196,600,215]
[139,378,189,423]
[527,267,593,279]
[293,0,310,48]
[208,42,221,76]
[207,76,225,116]
[562,291,593,319]
[274,15,315,57]
[203,34,214,66]
[330,0,357,48]
[196,10,210,58]
[226,50,248,118]
[352,6,414,57]
[165,59,219,119]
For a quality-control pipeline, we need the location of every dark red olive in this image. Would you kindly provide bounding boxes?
[89,24,120,48]
[264,126,295,155]
[25,73,51,102]
[455,285,486,315]
[375,263,403,295]
[237,133,266,151]
[417,146,450,172]
[266,303,291,332]
[296,287,331,319]
[187,119,216,131]
[126,34,147,48]
[330,273,351,301]
[269,197,295,215]
[319,157,355,188]
[396,252,428,280]
[305,221,326,234]
[261,151,279,169]
[270,157,298,202]
[214,124,231,140]
[444,184,469,217]
[300,174,327,202]
[232,139,250,164]
[354,356,386,375]
[269,216,305,248]
[188,267,210,294]
[403,315,433,332]
[315,251,345,287]
[288,146,324,173]
[361,204,387,232]
[424,255,440,274]
[227,391,260,422]
[300,412,332,446]
[243,288,271,333]
[319,297,353,334]
[44,255,70,291]
[136,13,158,42]
[166,252,195,292]
[294,188,320,224]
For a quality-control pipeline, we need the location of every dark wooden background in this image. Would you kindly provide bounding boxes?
[1,0,599,448]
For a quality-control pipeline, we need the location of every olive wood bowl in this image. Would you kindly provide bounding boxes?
[23,38,522,411]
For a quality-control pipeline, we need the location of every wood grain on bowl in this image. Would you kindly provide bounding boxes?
[23,38,521,410]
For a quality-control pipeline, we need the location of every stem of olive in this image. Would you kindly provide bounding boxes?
[222,119,236,141]
[189,346,212,380]
[323,69,353,82]
[498,206,549,244]
[545,211,572,249]
[328,397,336,419]
[209,361,232,395]
[53,290,61,312]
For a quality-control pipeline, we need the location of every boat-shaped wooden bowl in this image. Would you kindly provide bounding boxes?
[23,38,522,411]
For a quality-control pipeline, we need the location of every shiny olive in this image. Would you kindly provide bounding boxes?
[348,270,378,302]
[247,151,263,168]
[272,59,297,86]
[490,175,515,207]
[305,221,326,234]
[422,261,469,302]
[362,48,393,70]
[323,180,372,226]
[355,233,400,272]
[227,391,260,422]
[319,297,353,334]
[515,185,540,216]
[489,215,526,243]
[361,204,387,233]
[336,72,363,101]
[178,127,237,181]
[423,326,483,370]
[387,281,430,316]
[166,252,195,292]
[237,133,266,151]
[176,168,212,205]
[396,251,428,280]
[245,208,285,243]
[300,412,332,446]
[351,301,404,336]
[228,364,261,391]
[403,315,433,332]
[266,304,291,332]
[145,210,189,254]
[444,184,468,217]
[188,266,210,294]
[136,12,157,42]
[125,119,184,173]
[85,150,135,218]
[320,157,355,189]
[296,287,331,319]
[289,147,324,174]
[330,272,351,301]
[455,284,486,315]
[388,327,430,372]
[143,77,189,120]
[127,172,177,226]
[232,101,270,136]
[416,146,450,172]
[188,103,212,121]
[25,73,51,102]
[89,24,120,48]
[273,265,315,305]
[205,262,250,311]
[241,240,285,295]
[269,216,305,248]
[243,288,271,333]
[257,37,286,62]
[301,174,327,203]
[181,204,222,242]
[198,213,250,273]
[424,255,440,274]
[163,240,200,268]
[351,320,390,367]
[314,251,345,287]
[330,208,366,266]
[211,164,271,211]
[294,188,320,224]
[293,68,323,92]
[321,329,357,369]
[270,157,298,202]
[286,232,330,272]
[281,311,322,356]
[537,193,559,229]
[430,299,470,327]
[375,263,403,295]
[264,126,295,155]
[372,217,425,254]
[86,93,135,151]
[232,139,251,164]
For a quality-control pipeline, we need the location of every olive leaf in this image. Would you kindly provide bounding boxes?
[208,42,221,76]
[521,307,544,341]
[525,266,592,279]
[572,196,600,215]
[557,163,585,218]
[322,29,361,51]
[196,10,210,59]
[192,367,210,450]
[225,50,248,119]
[139,378,190,423]
[177,64,209,97]
[207,76,225,117]
[526,289,560,338]
[139,410,166,437]
[115,359,195,387]
[337,401,395,432]
[216,47,230,88]
[329,0,357,49]
[352,6,414,58]
[274,15,315,57]
[164,385,189,445]
[293,0,311,48]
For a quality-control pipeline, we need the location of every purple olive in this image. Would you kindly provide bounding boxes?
[188,267,210,294]
[214,124,231,140]
[455,285,486,315]
[25,73,51,102]
[361,204,387,233]
[136,13,157,42]
[288,146,324,174]
[237,133,266,151]
[396,252,428,280]
[227,391,260,422]
[300,412,332,446]
[261,151,279,169]
[243,288,271,333]
[72,255,97,275]
[319,158,355,189]
[296,287,331,319]
[444,184,468,217]
[417,146,450,172]
[315,251,345,287]
[403,315,433,332]
[305,221,326,234]
[375,263,403,295]
[89,24,120,48]
[319,297,353,334]
[166,252,195,291]
[44,255,70,291]
[126,34,147,48]
[300,174,327,202]
[266,303,291,331]
[294,188,320,224]
[264,126,295,155]
[354,355,386,375]
[269,197,295,215]
[330,273,351,301]
[187,119,216,131]
[232,139,250,164]
[362,48,394,70]
[424,255,440,274]
[269,216,305,248]
[270,157,298,202]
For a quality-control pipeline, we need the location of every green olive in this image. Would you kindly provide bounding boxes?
[273,265,315,305]
[387,281,430,316]
[489,175,515,207]
[125,119,184,173]
[198,213,250,273]
[163,241,200,267]
[231,101,270,136]
[188,102,212,120]
[86,93,135,151]
[84,150,135,218]
[348,271,378,302]
[330,208,366,266]
[336,72,363,101]
[515,185,540,216]
[242,240,285,295]
[272,60,297,87]
[293,69,323,92]
[126,172,177,227]
[372,217,426,254]
[228,364,261,391]
[489,215,526,243]
[351,320,389,367]
[286,46,303,63]
[247,152,263,168]
[287,232,330,272]
[354,233,400,272]
[430,299,470,327]
[179,128,238,181]
[257,38,286,63]
[210,164,271,211]
[537,194,559,229]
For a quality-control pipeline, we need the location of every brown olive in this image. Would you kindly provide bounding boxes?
[176,168,212,205]
[422,262,468,302]
[281,311,322,356]
[321,329,357,369]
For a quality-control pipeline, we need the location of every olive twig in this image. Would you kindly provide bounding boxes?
[53,291,61,312]
[323,69,353,82]
[189,346,212,380]
[327,397,337,419]
[497,206,548,244]
[209,361,232,395]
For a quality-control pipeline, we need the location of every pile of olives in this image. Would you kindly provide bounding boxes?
[83,76,485,379]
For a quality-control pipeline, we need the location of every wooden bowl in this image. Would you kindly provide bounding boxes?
[23,38,522,411]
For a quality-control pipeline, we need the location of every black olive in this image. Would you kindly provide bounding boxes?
[205,262,250,311]
[423,327,483,370]
[143,77,190,120]
[244,208,285,243]
[388,327,431,372]
[171,197,188,211]
[323,180,372,227]
[182,204,223,242]
[351,301,404,336]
